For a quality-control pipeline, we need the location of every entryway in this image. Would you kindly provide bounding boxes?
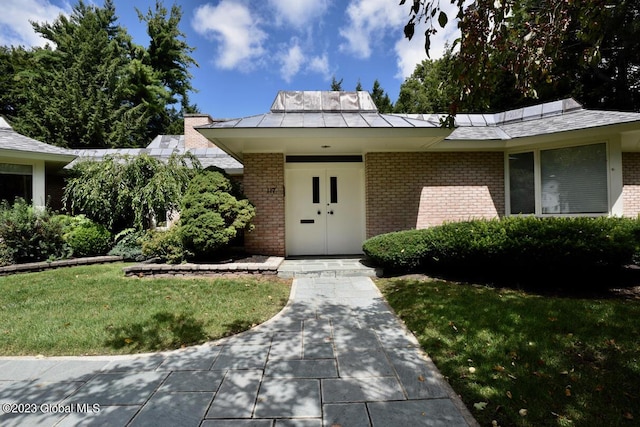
[285,161,365,256]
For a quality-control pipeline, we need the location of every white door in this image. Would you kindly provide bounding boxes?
[286,164,364,256]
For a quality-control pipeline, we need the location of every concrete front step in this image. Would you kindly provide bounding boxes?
[277,258,381,278]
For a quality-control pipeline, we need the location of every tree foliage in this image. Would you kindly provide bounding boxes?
[402,0,640,113]
[180,170,255,260]
[63,153,200,231]
[0,0,198,148]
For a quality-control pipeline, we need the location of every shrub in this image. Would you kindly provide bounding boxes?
[141,227,185,264]
[0,199,67,263]
[363,217,640,286]
[0,239,14,267]
[53,214,112,257]
[108,228,145,261]
[180,170,255,261]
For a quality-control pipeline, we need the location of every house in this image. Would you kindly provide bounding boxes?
[195,91,640,257]
[0,116,76,209]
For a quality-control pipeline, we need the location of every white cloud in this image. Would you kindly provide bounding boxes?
[0,0,68,47]
[340,0,462,80]
[339,0,406,59]
[268,0,331,29]
[278,40,331,83]
[308,53,330,78]
[279,43,304,83]
[192,1,268,71]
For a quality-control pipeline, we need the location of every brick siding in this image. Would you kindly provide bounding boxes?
[242,153,285,255]
[622,152,640,217]
[184,114,216,149]
[365,152,505,238]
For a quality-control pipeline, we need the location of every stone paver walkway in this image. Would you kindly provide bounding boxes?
[0,275,477,426]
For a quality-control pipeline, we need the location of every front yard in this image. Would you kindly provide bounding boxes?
[0,263,290,356]
[377,277,639,427]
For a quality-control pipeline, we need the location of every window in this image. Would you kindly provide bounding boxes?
[0,163,33,203]
[508,143,608,215]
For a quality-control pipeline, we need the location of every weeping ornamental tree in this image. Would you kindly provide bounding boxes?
[63,153,200,231]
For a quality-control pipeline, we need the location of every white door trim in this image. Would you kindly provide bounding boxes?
[285,162,365,256]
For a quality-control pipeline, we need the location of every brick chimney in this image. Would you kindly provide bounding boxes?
[184,113,216,148]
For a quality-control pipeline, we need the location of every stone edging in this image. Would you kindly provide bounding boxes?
[123,257,285,277]
[0,256,124,276]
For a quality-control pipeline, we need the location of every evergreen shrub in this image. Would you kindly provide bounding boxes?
[363,217,640,285]
[180,170,255,261]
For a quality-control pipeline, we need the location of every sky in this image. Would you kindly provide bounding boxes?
[0,0,460,118]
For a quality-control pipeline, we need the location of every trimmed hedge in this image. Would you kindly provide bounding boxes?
[363,217,640,285]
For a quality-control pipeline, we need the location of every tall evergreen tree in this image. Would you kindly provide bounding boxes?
[370,80,393,113]
[0,0,197,148]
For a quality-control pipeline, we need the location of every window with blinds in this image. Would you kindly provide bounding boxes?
[508,143,609,216]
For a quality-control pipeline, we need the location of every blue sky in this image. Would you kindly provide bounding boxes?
[0,0,459,118]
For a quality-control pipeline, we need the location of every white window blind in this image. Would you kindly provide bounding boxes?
[540,143,608,214]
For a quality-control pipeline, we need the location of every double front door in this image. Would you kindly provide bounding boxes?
[285,163,364,256]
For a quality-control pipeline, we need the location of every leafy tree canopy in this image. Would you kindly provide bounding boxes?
[0,0,198,148]
[402,0,640,113]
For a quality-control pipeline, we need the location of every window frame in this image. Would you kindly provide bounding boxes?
[505,141,611,217]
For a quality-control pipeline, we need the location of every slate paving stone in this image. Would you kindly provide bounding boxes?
[100,356,165,372]
[67,371,168,405]
[36,360,110,382]
[303,342,334,359]
[201,421,274,427]
[322,377,405,402]
[275,419,322,427]
[323,403,371,427]
[384,347,449,399]
[206,370,262,419]
[157,346,221,371]
[269,331,303,359]
[56,405,140,427]
[332,327,380,351]
[0,379,83,404]
[211,344,270,370]
[367,399,468,427]
[265,359,338,378]
[159,370,225,392]
[254,378,321,418]
[335,348,395,378]
[129,391,214,427]
[0,360,60,381]
[0,407,69,427]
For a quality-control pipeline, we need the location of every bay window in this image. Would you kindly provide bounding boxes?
[508,143,609,216]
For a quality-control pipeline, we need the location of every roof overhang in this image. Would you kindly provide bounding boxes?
[0,148,77,164]
[197,127,452,162]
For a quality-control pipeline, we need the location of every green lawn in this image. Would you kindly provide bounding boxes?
[377,277,639,427]
[0,263,291,356]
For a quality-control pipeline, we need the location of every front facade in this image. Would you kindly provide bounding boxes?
[197,91,640,257]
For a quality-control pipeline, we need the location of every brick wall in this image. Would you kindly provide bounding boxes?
[622,152,640,217]
[242,153,285,255]
[365,152,505,237]
[184,114,216,149]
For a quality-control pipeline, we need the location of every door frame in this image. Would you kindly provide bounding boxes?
[285,161,365,256]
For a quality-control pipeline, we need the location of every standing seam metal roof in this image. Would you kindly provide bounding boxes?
[204,92,640,139]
